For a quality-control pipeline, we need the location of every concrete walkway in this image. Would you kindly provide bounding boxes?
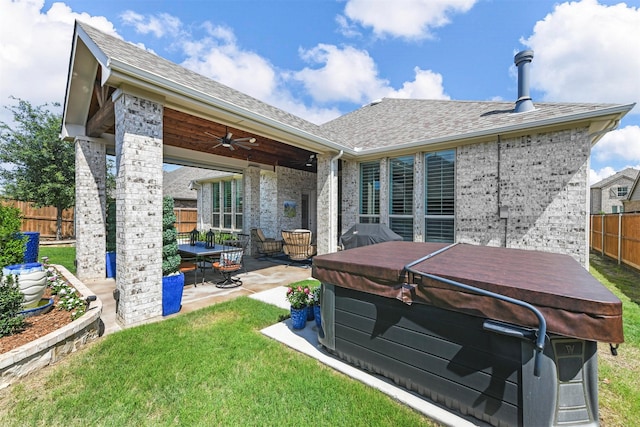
[82,256,313,335]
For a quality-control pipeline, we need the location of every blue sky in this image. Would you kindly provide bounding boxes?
[1,0,638,183]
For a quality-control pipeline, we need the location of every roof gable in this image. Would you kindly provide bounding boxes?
[590,167,639,189]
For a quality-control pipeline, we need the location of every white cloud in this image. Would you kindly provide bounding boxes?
[293,44,389,104]
[592,125,640,163]
[589,166,617,185]
[179,24,278,102]
[521,0,640,110]
[341,0,477,40]
[120,10,182,38]
[387,67,450,100]
[0,0,118,125]
[292,44,449,105]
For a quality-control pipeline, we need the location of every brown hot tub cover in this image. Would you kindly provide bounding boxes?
[312,242,623,343]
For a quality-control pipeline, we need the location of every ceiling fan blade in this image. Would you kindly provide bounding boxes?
[212,143,223,149]
[204,131,217,138]
[229,145,236,151]
[233,137,257,143]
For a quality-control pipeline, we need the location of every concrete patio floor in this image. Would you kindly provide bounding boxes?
[82,255,313,335]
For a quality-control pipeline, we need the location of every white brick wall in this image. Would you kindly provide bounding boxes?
[113,93,164,326]
[74,137,106,280]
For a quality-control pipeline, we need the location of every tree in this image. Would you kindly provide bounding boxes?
[0,97,74,240]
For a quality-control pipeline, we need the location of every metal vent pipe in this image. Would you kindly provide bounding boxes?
[514,50,535,113]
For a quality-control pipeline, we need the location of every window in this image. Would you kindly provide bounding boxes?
[612,205,618,214]
[212,182,221,228]
[425,150,455,242]
[359,162,380,223]
[211,177,243,231]
[389,156,414,240]
[618,186,628,197]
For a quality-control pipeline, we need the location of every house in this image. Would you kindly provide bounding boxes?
[590,167,639,213]
[162,166,216,209]
[623,171,640,213]
[62,22,634,327]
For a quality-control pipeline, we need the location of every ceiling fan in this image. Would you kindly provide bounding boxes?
[204,127,258,151]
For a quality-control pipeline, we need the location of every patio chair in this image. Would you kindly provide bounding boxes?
[212,241,245,288]
[281,229,317,263]
[250,228,283,257]
[178,259,199,286]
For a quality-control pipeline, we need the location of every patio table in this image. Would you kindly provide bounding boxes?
[178,243,236,281]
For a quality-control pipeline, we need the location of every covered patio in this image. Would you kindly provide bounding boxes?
[64,22,346,327]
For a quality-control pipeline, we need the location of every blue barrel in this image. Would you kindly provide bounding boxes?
[22,232,40,263]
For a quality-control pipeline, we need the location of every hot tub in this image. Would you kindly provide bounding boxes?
[312,242,623,427]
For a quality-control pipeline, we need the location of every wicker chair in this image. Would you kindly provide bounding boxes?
[250,228,283,257]
[281,229,316,263]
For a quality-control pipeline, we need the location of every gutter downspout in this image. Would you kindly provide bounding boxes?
[329,150,344,253]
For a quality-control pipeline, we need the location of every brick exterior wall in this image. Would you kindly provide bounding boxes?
[341,159,359,236]
[456,128,592,267]
[74,137,106,280]
[114,93,164,326]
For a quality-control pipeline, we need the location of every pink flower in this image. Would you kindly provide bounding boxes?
[286,287,293,295]
[304,287,310,294]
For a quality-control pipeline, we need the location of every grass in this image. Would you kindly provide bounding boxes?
[588,252,640,425]
[39,246,76,273]
[0,297,435,426]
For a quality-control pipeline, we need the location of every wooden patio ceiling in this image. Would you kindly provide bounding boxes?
[86,82,317,172]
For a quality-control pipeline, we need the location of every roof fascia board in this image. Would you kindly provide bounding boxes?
[105,58,355,156]
[354,103,635,158]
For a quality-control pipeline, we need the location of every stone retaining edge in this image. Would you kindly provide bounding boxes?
[0,264,103,389]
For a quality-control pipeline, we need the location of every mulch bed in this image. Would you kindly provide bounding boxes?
[0,287,74,355]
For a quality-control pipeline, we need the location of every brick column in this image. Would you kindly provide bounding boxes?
[379,158,389,226]
[316,153,338,255]
[341,159,359,236]
[74,137,106,280]
[243,166,261,255]
[113,92,163,327]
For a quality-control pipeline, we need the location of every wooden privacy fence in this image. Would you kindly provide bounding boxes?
[174,207,197,233]
[2,199,198,240]
[590,213,640,271]
[1,199,74,240]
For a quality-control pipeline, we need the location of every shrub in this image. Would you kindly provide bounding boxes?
[0,273,26,337]
[162,196,180,276]
[0,203,26,268]
[106,198,116,252]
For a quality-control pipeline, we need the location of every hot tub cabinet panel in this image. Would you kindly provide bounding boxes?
[313,243,618,427]
[320,284,599,427]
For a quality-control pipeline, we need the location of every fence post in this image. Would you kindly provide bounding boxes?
[601,214,605,257]
[618,213,622,265]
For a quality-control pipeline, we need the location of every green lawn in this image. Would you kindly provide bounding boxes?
[0,297,435,426]
[39,246,76,273]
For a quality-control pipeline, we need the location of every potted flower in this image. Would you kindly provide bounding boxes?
[286,284,310,329]
[161,196,184,316]
[310,285,321,329]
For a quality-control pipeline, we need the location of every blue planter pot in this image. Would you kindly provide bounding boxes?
[306,304,315,321]
[313,305,321,329]
[106,252,116,278]
[162,273,184,316]
[22,232,40,263]
[290,306,307,330]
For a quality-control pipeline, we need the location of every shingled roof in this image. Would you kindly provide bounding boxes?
[590,167,639,189]
[318,98,629,151]
[71,22,634,156]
